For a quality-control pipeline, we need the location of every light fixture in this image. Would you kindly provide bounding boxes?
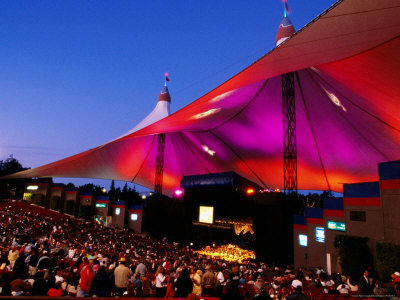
[27,185,39,190]
[246,188,255,195]
[202,145,215,156]
[191,108,221,120]
[174,189,184,197]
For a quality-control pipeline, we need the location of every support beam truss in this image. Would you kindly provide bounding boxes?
[282,72,298,195]
[154,133,166,194]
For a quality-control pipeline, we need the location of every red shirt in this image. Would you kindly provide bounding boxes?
[48,288,63,297]
[80,265,94,293]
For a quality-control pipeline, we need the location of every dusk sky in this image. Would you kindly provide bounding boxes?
[1,0,337,192]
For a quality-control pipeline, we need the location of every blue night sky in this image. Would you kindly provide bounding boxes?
[0,0,337,192]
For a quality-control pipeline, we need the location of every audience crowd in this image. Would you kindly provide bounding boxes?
[0,200,398,299]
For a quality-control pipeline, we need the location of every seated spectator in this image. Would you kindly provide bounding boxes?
[47,281,63,297]
[31,271,49,296]
[337,281,350,294]
[10,277,31,296]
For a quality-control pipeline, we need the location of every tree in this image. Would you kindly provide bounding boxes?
[321,190,334,199]
[109,180,117,201]
[77,183,103,197]
[0,155,29,199]
[65,182,76,189]
[376,242,400,282]
[110,180,115,192]
[0,155,29,176]
[334,235,373,283]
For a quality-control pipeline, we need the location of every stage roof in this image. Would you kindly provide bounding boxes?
[6,0,400,196]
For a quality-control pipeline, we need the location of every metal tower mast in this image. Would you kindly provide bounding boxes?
[282,72,297,195]
[154,133,166,194]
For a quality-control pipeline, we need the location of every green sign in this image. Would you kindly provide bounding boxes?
[327,221,345,231]
[96,203,107,208]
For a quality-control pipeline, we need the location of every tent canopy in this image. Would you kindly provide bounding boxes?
[6,0,400,196]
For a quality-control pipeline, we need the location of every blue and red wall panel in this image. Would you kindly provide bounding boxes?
[306,207,324,225]
[323,198,344,217]
[343,182,380,206]
[293,215,307,231]
[379,160,400,190]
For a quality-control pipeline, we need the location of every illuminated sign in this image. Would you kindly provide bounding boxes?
[315,227,325,243]
[299,234,308,247]
[130,213,138,221]
[115,208,120,215]
[327,221,345,232]
[27,185,39,190]
[199,206,214,224]
[96,203,107,208]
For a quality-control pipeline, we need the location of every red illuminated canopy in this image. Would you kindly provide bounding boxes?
[6,0,400,196]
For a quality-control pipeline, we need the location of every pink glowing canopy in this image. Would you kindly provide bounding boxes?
[6,0,400,196]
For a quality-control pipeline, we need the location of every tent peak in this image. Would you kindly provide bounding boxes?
[275,16,295,46]
[158,85,171,103]
[158,73,171,102]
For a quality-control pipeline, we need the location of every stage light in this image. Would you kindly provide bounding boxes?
[246,188,255,195]
[274,188,280,192]
[174,189,184,197]
[191,108,221,120]
[141,195,146,199]
[202,145,215,156]
[27,185,39,190]
[102,188,107,193]
[190,242,193,246]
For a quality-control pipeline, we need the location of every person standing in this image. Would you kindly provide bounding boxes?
[284,280,310,300]
[89,266,113,297]
[78,259,94,297]
[28,249,39,276]
[202,265,217,296]
[155,266,167,297]
[135,260,147,276]
[192,269,202,296]
[358,270,372,296]
[175,268,193,297]
[114,257,133,297]
[7,246,19,270]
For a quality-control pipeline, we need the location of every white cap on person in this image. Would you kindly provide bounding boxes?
[292,280,303,289]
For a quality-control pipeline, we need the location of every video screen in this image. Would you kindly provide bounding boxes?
[327,220,345,232]
[299,234,308,247]
[199,206,214,224]
[315,227,325,243]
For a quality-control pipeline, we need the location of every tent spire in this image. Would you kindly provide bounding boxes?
[164,72,170,87]
[158,73,171,102]
[275,0,295,46]
[283,0,289,18]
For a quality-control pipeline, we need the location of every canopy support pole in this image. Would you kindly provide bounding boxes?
[154,133,166,194]
[282,72,298,196]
